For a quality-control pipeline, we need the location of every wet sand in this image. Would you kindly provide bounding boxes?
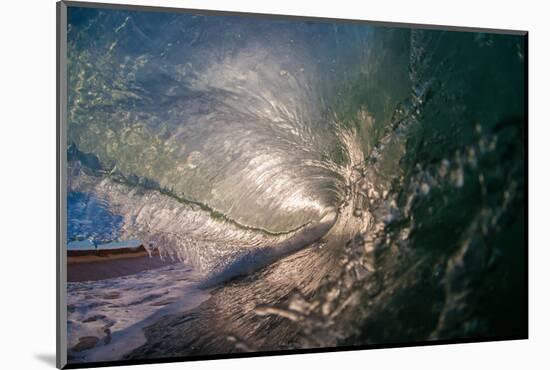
[68,250,176,282]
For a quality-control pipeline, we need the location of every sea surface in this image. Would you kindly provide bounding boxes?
[66,6,526,364]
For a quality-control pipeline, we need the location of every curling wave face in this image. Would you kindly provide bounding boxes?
[67,10,372,279]
[67,7,526,362]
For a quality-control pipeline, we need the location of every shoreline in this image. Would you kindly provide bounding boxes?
[68,248,149,263]
[68,248,177,282]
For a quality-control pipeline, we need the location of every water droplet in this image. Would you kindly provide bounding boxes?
[420,183,430,195]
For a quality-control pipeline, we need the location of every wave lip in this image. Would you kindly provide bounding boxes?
[201,210,338,287]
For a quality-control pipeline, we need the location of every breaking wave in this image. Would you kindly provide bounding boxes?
[66,7,526,363]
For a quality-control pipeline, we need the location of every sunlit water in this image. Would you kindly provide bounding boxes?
[66,7,526,364]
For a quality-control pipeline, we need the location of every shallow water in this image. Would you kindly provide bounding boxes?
[67,263,209,361]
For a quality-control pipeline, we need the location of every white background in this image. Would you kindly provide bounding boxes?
[1,0,548,368]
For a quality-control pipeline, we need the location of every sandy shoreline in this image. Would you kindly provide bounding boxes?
[68,249,176,282]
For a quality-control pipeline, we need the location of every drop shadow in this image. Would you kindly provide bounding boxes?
[34,353,56,367]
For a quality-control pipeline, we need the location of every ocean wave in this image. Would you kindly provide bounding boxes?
[66,7,526,362]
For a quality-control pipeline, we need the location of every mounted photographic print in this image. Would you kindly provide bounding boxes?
[56,1,528,368]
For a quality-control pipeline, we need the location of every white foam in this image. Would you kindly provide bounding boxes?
[67,262,210,362]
